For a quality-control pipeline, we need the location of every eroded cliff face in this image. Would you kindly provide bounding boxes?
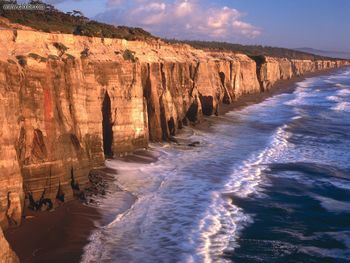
[0,227,19,263]
[0,29,349,253]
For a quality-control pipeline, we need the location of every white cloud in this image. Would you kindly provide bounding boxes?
[174,0,193,17]
[96,0,262,40]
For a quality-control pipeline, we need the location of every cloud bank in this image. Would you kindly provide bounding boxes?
[97,0,261,40]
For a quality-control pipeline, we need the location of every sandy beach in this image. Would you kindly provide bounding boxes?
[4,67,343,263]
[5,201,100,263]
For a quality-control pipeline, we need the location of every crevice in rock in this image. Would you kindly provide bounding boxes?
[219,71,226,87]
[220,71,231,104]
[6,192,17,226]
[159,94,169,140]
[189,62,200,94]
[189,62,200,82]
[168,117,175,136]
[250,55,266,92]
[186,99,199,122]
[177,119,183,130]
[102,91,113,158]
[199,95,214,116]
[70,133,81,153]
[13,29,18,42]
[27,189,53,212]
[142,63,156,141]
[17,126,26,163]
[31,129,47,161]
[56,182,65,202]
[70,167,85,200]
[160,63,167,90]
[182,117,188,126]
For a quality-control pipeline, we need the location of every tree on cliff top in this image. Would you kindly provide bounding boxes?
[165,39,339,61]
[0,1,156,40]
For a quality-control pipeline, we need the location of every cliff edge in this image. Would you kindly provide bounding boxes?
[0,28,349,260]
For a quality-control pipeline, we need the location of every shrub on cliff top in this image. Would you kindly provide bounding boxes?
[15,55,26,66]
[53,42,68,52]
[65,53,75,60]
[123,49,137,62]
[165,39,338,61]
[80,48,90,59]
[48,54,59,60]
[28,53,47,62]
[0,1,156,41]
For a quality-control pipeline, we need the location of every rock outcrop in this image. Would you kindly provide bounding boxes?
[0,227,19,263]
[0,29,349,258]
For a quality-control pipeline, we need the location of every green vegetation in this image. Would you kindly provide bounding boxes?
[65,53,75,60]
[0,0,155,40]
[53,42,68,52]
[28,53,47,62]
[0,1,344,60]
[15,55,26,66]
[122,49,137,62]
[165,40,340,61]
[48,55,59,60]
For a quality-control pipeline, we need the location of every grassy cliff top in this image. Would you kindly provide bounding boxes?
[0,1,344,60]
[165,40,340,61]
[0,0,156,40]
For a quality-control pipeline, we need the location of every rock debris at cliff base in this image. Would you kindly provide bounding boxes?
[0,28,349,262]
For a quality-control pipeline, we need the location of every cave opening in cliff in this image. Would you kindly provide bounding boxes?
[102,91,113,158]
[168,117,176,136]
[186,100,199,122]
[219,72,231,104]
[200,95,214,116]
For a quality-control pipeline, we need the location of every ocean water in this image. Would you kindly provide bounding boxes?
[82,68,350,263]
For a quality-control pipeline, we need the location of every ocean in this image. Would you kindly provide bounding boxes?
[82,67,350,263]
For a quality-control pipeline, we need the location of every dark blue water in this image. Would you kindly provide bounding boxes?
[82,68,350,263]
[228,69,350,263]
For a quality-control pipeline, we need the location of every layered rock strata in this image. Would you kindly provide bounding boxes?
[0,29,349,258]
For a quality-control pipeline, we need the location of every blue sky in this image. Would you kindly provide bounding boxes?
[44,0,350,52]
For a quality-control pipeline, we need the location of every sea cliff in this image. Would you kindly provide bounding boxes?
[0,29,349,261]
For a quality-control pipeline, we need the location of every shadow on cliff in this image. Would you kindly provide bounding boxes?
[102,91,113,158]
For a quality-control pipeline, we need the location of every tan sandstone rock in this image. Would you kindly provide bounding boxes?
[0,28,349,257]
[0,227,19,263]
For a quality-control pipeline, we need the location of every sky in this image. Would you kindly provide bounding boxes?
[40,0,350,52]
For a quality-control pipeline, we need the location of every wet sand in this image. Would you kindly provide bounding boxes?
[5,150,157,263]
[4,67,343,263]
[5,201,100,263]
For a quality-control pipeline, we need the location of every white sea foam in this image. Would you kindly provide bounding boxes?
[188,193,251,263]
[196,124,292,261]
[335,83,350,88]
[332,102,350,112]
[296,78,318,88]
[285,89,314,106]
[320,178,350,191]
[284,77,321,107]
[81,70,350,263]
[314,195,350,213]
[327,95,343,102]
[336,88,350,96]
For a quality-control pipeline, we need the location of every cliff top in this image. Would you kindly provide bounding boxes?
[0,0,156,41]
[0,1,348,62]
[165,40,342,61]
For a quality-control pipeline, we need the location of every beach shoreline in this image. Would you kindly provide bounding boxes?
[4,66,345,263]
